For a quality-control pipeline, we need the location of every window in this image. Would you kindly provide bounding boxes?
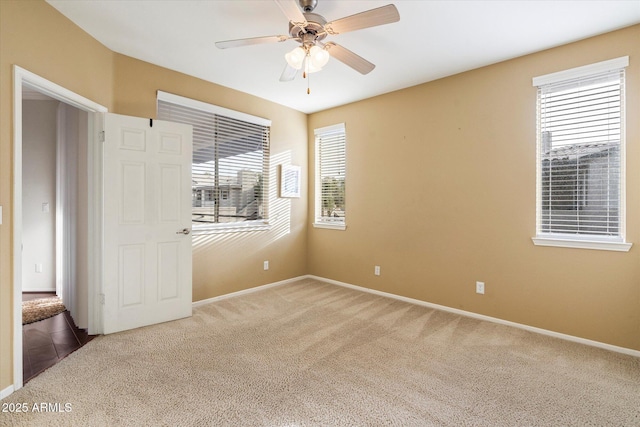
[157,91,271,233]
[532,57,631,251]
[314,123,346,230]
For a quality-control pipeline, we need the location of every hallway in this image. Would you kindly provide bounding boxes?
[22,293,93,383]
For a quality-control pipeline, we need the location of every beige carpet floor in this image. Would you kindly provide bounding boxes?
[2,278,639,426]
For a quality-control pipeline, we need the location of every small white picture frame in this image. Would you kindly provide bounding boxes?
[280,165,301,198]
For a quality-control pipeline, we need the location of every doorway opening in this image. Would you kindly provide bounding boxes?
[21,91,94,382]
[12,66,108,391]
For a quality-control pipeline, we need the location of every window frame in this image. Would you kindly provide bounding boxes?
[157,91,272,235]
[314,123,347,230]
[531,57,631,252]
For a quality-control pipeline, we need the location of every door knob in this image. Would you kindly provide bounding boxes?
[176,228,191,235]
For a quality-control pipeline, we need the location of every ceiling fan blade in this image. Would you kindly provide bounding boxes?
[324,42,375,75]
[215,35,289,49]
[325,4,400,35]
[273,0,307,29]
[280,64,298,82]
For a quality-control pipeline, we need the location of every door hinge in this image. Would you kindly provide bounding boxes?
[99,293,105,305]
[98,131,105,143]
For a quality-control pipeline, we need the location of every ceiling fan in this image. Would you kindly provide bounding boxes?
[215,0,400,87]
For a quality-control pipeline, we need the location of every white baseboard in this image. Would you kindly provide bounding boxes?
[192,275,309,308]
[191,273,640,356]
[307,275,640,358]
[1,385,14,400]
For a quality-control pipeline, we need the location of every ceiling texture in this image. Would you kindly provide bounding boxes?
[47,0,640,114]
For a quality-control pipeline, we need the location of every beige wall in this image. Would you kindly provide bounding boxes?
[307,25,640,351]
[21,100,58,292]
[0,0,115,392]
[1,0,307,391]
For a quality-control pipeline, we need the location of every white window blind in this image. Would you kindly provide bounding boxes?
[315,124,346,226]
[157,93,270,230]
[535,61,626,241]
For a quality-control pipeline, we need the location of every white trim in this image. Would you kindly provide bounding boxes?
[307,275,640,358]
[620,66,628,246]
[20,70,107,113]
[1,385,14,400]
[56,103,77,316]
[532,56,629,86]
[12,66,107,394]
[532,237,632,252]
[313,221,347,230]
[56,104,65,301]
[13,66,25,395]
[192,276,308,307]
[22,288,57,293]
[88,112,104,336]
[192,221,272,236]
[314,122,346,136]
[157,91,271,127]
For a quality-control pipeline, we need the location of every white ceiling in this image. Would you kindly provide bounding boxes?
[47,0,640,114]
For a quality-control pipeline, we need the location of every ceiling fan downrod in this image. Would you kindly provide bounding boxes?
[298,0,318,13]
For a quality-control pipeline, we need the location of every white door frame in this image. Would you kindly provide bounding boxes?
[12,66,107,391]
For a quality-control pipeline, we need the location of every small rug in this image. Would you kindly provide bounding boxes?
[22,297,66,325]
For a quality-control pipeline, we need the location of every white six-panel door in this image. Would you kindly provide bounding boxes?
[103,113,193,334]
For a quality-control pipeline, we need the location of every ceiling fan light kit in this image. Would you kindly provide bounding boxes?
[309,45,330,69]
[285,45,329,71]
[285,46,306,69]
[216,0,400,93]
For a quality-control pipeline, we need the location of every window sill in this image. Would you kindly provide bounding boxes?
[313,222,347,231]
[192,222,272,236]
[532,236,632,252]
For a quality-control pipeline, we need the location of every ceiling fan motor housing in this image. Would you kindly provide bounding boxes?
[289,12,328,45]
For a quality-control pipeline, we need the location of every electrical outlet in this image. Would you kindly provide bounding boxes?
[476,281,485,295]
[35,264,43,273]
[374,265,381,276]
[263,260,269,271]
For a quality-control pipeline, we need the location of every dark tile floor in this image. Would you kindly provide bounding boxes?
[22,292,94,383]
